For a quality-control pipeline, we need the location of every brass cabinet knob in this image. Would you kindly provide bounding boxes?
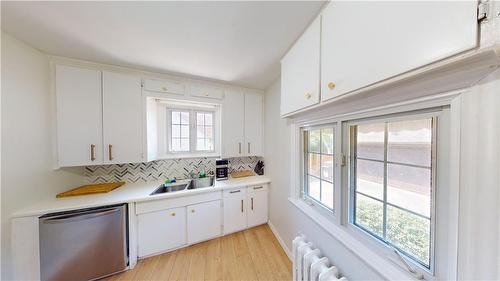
[171,212,176,216]
[161,86,167,91]
[305,92,312,99]
[191,209,195,213]
[328,82,336,90]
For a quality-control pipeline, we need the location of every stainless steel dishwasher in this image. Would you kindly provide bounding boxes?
[39,204,128,281]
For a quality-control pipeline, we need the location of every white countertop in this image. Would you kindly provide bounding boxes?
[11,175,271,218]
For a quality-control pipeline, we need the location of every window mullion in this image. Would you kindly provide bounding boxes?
[382,122,388,240]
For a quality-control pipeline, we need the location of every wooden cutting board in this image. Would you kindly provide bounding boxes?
[231,170,254,178]
[57,182,125,198]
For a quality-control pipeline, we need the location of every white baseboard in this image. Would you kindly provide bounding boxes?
[268,221,292,261]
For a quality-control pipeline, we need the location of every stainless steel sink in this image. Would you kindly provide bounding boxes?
[187,176,215,190]
[150,176,215,196]
[150,183,188,195]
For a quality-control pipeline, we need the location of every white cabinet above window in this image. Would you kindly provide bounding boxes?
[190,84,225,100]
[143,78,185,96]
[280,16,320,116]
[320,1,479,101]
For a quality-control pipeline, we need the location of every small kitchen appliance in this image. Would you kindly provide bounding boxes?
[215,159,229,181]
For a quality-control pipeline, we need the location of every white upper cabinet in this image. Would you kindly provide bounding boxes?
[190,84,225,100]
[222,91,264,157]
[102,72,143,164]
[222,90,245,157]
[56,65,103,166]
[280,17,321,116]
[244,93,263,156]
[321,1,479,101]
[143,78,185,95]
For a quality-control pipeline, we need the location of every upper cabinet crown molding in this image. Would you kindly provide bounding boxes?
[280,1,500,118]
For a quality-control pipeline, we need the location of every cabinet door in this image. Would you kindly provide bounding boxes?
[102,72,143,164]
[280,16,320,116]
[321,1,478,101]
[56,65,102,166]
[187,200,222,244]
[191,85,224,100]
[143,78,185,95]
[244,93,263,156]
[137,207,186,257]
[223,190,247,234]
[247,188,269,228]
[222,91,245,157]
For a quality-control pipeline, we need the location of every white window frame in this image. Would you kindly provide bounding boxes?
[301,123,339,216]
[157,99,221,159]
[346,110,439,272]
[288,93,462,281]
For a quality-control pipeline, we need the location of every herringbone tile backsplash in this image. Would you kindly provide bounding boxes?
[84,157,263,183]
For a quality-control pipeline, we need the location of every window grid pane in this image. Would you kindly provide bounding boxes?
[196,112,214,151]
[170,111,190,152]
[352,118,433,268]
[304,127,335,211]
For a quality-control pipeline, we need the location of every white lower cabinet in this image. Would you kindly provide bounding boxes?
[247,186,269,228]
[223,185,269,234]
[137,207,186,257]
[223,188,248,234]
[187,200,222,244]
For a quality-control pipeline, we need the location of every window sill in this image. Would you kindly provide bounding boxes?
[288,197,421,281]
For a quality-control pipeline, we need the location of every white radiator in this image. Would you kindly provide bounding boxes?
[292,235,349,281]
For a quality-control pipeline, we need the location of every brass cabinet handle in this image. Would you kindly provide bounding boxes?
[305,92,312,99]
[230,190,241,194]
[328,82,336,90]
[248,143,250,154]
[90,144,96,161]
[241,200,244,213]
[253,186,263,190]
[251,197,254,210]
[239,142,242,154]
[171,212,176,216]
[108,144,113,161]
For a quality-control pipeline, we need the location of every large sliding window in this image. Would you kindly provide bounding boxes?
[349,117,435,268]
[303,125,335,210]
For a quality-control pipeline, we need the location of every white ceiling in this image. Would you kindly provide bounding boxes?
[1,1,324,90]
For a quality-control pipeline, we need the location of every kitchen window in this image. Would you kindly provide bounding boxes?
[349,116,435,269]
[303,125,335,211]
[160,100,220,157]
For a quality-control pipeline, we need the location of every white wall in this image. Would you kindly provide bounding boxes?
[1,32,85,280]
[457,69,500,280]
[264,80,383,280]
[264,71,500,280]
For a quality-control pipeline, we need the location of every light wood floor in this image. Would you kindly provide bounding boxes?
[104,224,292,281]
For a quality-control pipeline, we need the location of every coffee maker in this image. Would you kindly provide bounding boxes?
[215,159,228,181]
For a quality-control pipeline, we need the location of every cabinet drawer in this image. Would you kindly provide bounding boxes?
[143,78,185,95]
[190,85,224,100]
[247,184,268,193]
[223,187,247,198]
[136,191,221,214]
